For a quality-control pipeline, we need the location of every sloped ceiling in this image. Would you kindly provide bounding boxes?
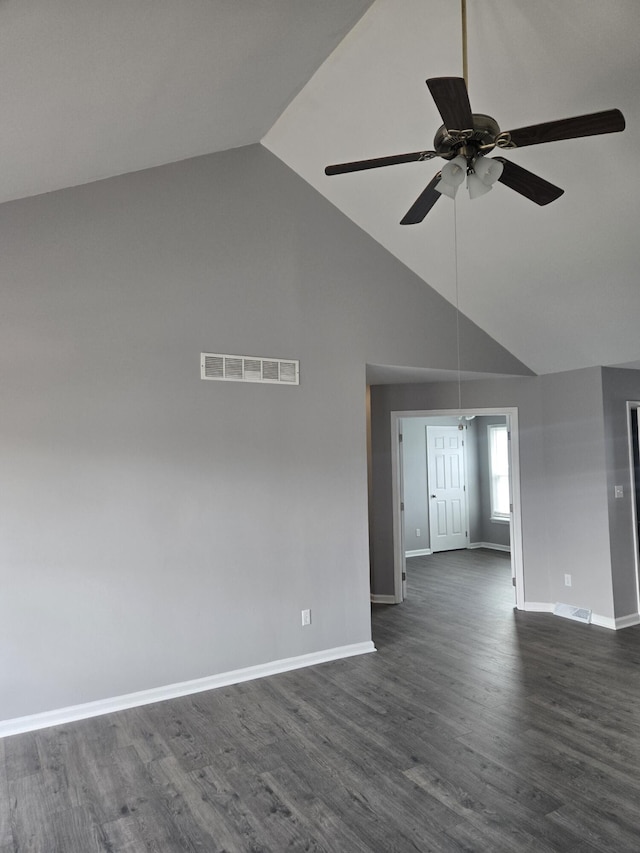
[1,0,638,377]
[264,0,640,376]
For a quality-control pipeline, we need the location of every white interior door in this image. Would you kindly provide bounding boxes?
[427,425,468,552]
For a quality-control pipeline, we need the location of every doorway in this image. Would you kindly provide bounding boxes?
[391,407,524,609]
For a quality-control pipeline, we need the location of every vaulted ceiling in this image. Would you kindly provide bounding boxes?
[264,0,640,376]
[3,0,639,377]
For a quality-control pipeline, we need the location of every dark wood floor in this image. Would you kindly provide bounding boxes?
[4,549,640,852]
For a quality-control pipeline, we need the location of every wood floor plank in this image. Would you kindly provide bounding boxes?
[399,727,563,817]
[442,817,549,853]
[107,744,211,852]
[4,731,40,780]
[48,804,108,853]
[111,706,172,765]
[404,763,578,852]
[546,802,640,853]
[189,762,279,853]
[101,814,156,853]
[221,765,329,853]
[249,718,464,851]
[565,843,604,853]
[8,769,74,852]
[143,754,240,853]
[0,740,12,849]
[260,764,376,853]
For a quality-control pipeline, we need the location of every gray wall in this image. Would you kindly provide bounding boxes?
[0,143,529,723]
[538,368,612,612]
[369,368,637,618]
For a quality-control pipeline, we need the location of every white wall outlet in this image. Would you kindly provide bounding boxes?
[564,574,572,587]
[615,485,624,499]
[301,608,311,627]
[416,528,421,537]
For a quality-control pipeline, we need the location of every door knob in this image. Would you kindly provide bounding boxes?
[430,494,436,498]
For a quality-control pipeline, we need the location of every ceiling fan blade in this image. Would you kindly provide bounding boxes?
[324,150,436,176]
[426,77,474,133]
[494,158,564,205]
[499,108,625,149]
[400,172,442,225]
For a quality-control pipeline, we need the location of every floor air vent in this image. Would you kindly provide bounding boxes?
[553,603,592,624]
[200,353,299,385]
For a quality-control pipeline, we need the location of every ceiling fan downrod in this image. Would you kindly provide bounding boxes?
[461,0,468,89]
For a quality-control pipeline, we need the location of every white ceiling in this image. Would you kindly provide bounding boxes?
[264,0,640,376]
[2,0,639,378]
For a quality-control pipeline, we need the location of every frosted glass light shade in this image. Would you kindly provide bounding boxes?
[440,155,467,187]
[467,173,493,199]
[473,156,504,186]
[435,178,458,198]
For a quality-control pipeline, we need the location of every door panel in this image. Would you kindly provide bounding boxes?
[427,425,468,552]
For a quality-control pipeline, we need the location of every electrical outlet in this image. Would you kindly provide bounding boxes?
[416,528,421,537]
[301,609,311,627]
[615,485,624,499]
[564,574,572,587]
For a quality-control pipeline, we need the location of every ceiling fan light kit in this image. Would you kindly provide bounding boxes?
[436,152,504,200]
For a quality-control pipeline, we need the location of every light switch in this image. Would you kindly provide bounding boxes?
[615,485,624,499]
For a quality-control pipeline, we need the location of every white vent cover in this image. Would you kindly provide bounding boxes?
[200,353,299,385]
[553,603,592,624]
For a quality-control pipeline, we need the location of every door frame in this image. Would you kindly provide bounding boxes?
[391,407,524,609]
[625,401,640,616]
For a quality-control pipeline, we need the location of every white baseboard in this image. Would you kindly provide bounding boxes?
[468,542,511,553]
[590,613,616,630]
[524,601,554,613]
[0,641,376,739]
[405,548,432,558]
[523,601,638,631]
[613,612,640,630]
[590,612,640,630]
[370,594,397,604]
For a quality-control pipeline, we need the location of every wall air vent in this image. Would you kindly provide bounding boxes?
[553,603,592,624]
[200,353,299,385]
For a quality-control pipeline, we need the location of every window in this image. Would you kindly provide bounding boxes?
[488,424,510,521]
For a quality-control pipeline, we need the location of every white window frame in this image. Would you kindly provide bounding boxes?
[487,423,510,522]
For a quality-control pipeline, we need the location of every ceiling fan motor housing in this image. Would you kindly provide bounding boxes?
[433,113,501,161]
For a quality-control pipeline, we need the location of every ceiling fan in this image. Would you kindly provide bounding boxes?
[324,9,625,225]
